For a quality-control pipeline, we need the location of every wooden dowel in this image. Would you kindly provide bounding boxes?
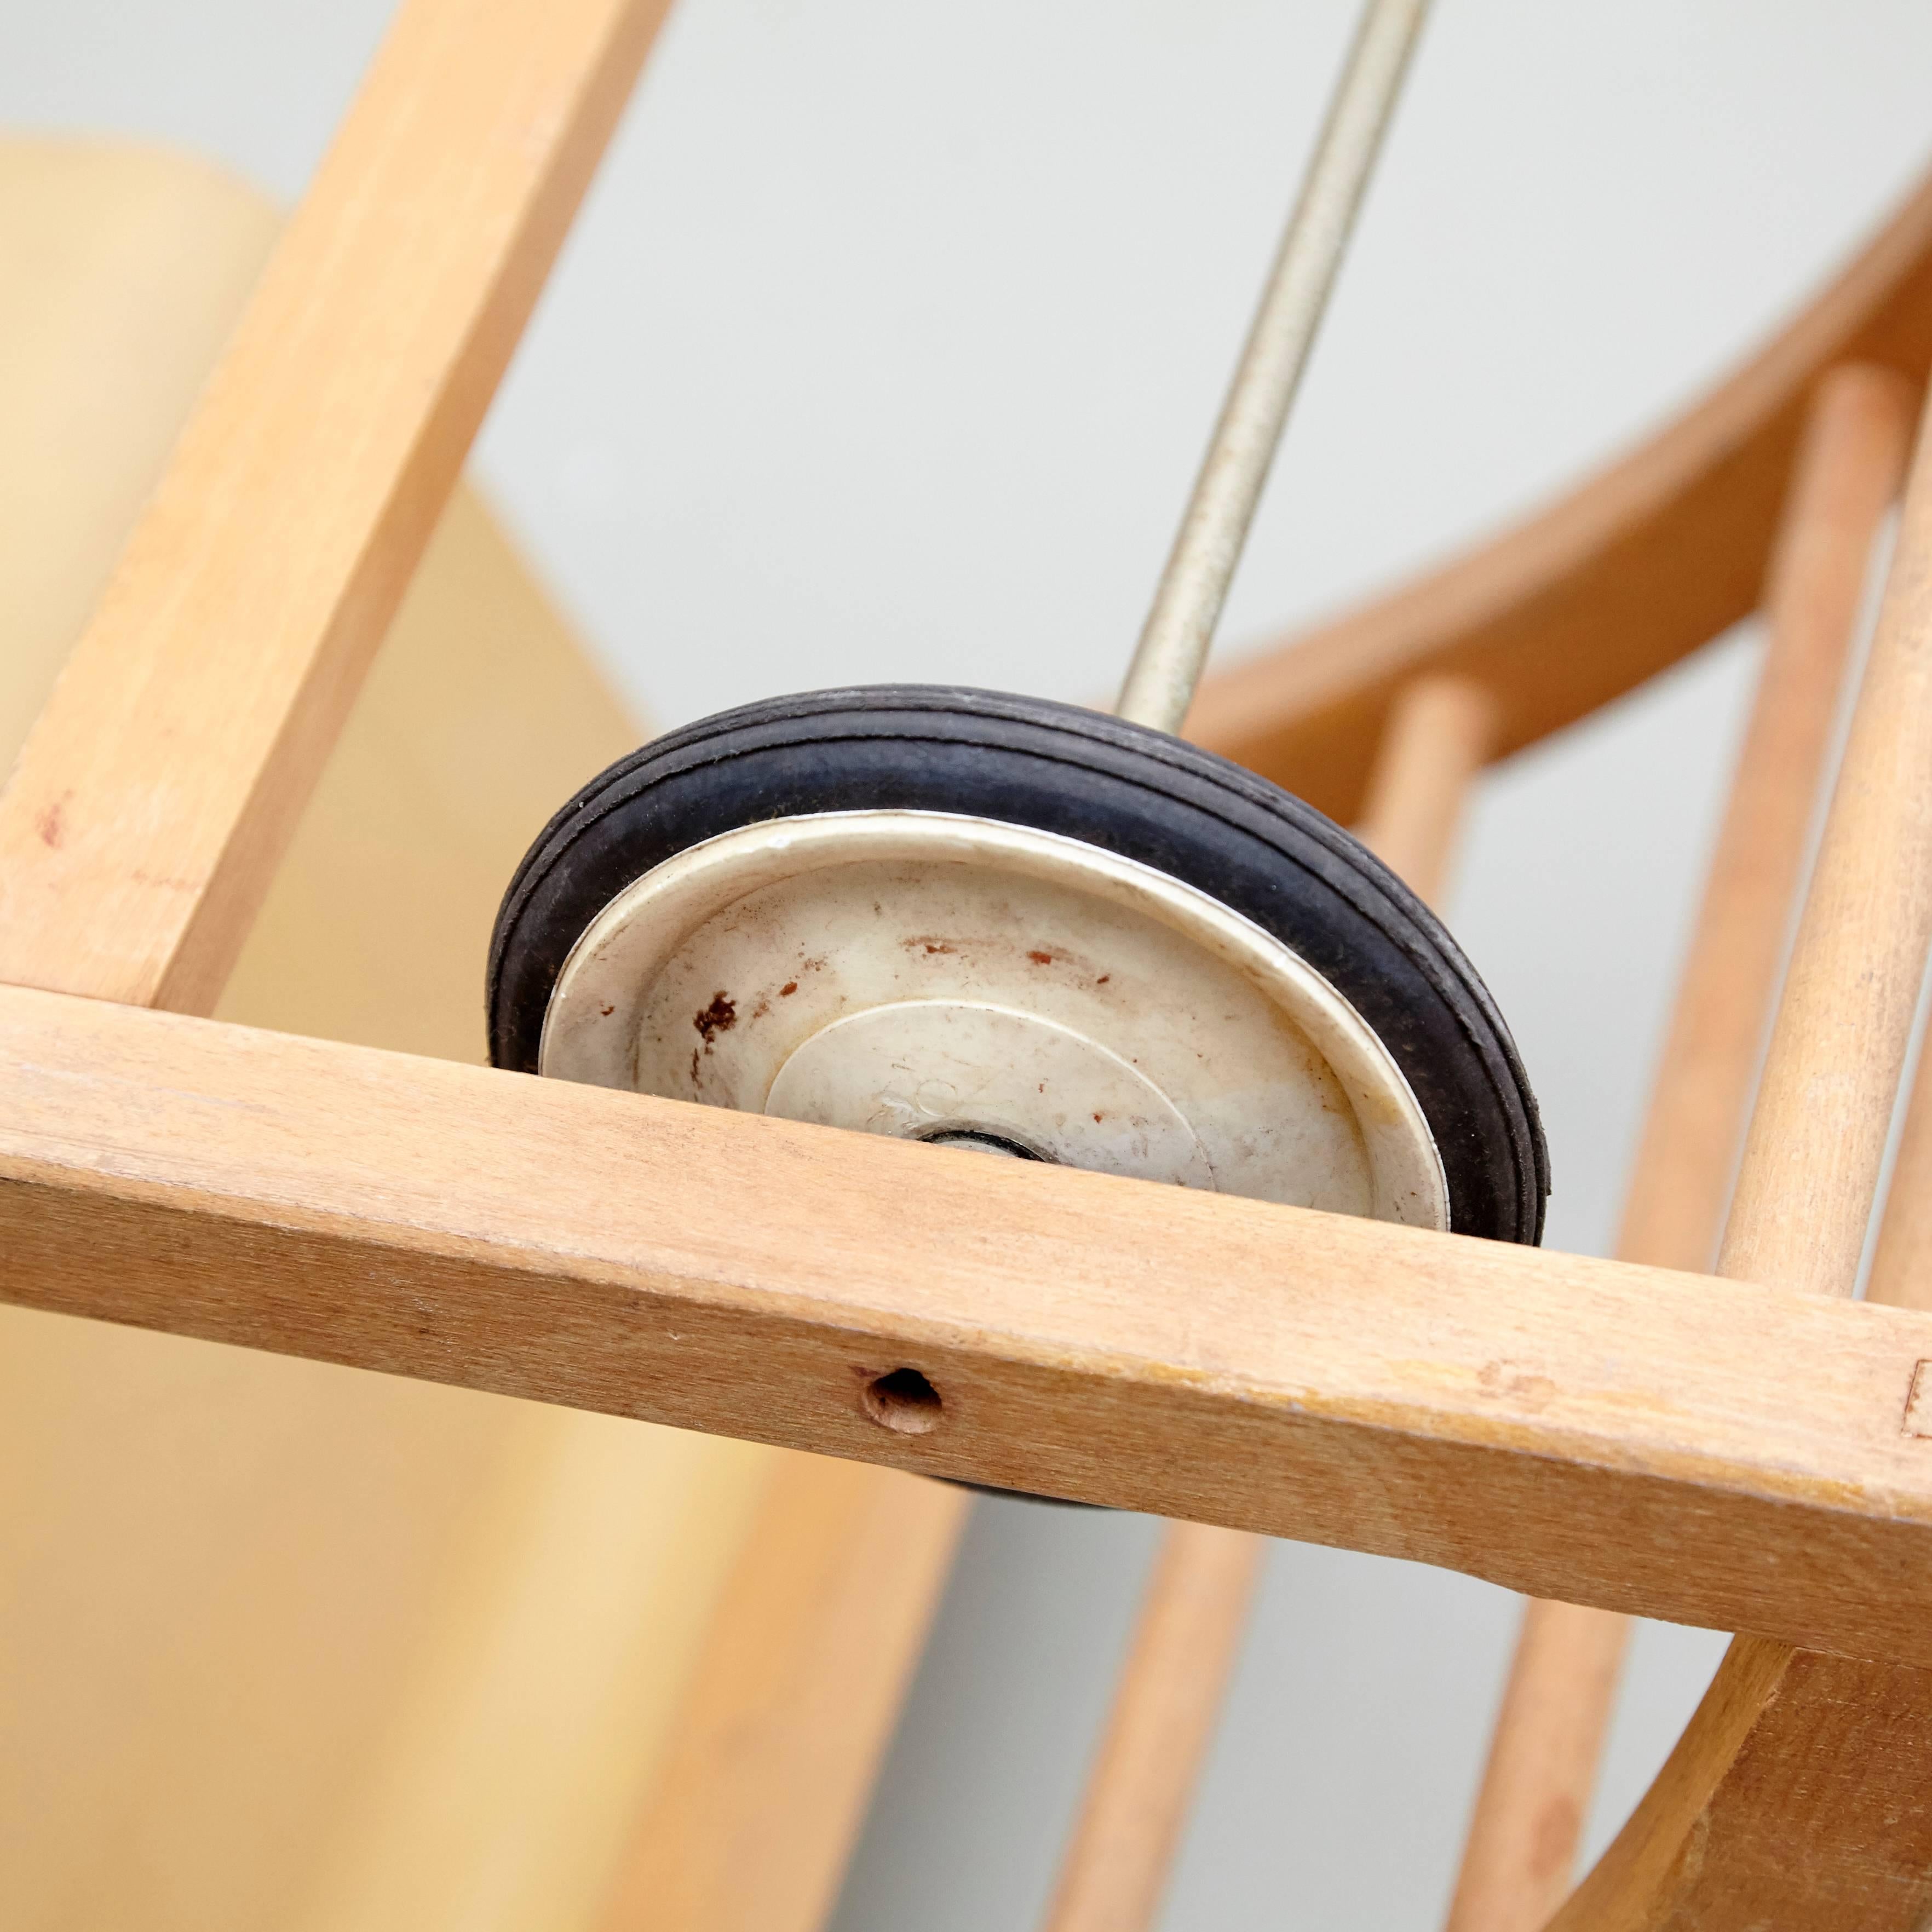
[1546,365,1932,1932]
[1446,1599,1630,1932]
[1357,675,1497,902]
[1038,1522,1264,1932]
[1039,675,1493,1932]
[1618,367,1916,1281]
[599,1460,970,1932]
[1443,364,1916,1932]
[1720,386,1932,1296]
[1867,1077,1932,1310]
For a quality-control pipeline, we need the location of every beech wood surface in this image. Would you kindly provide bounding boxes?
[0,137,992,1932]
[5,9,1932,1920]
[1451,1600,1631,1932]
[1550,377,1932,1932]
[1185,164,1932,824]
[16,982,1932,1662]
[1042,670,1492,1932]
[1719,391,1932,1299]
[0,0,670,1016]
[1445,365,1916,1932]
[1866,1057,1932,1313]
[1356,674,1497,899]
[0,140,810,1932]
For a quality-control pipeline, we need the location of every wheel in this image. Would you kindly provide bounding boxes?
[488,685,1546,1246]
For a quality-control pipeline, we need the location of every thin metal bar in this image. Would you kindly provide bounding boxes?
[1115,0,1430,734]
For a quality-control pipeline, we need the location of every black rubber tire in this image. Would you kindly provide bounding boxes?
[488,685,1547,1245]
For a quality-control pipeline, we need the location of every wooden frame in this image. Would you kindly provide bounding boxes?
[9,3,1932,1926]
[11,975,1932,1668]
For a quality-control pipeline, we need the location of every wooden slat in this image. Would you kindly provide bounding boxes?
[1867,1065,1932,1313]
[0,0,669,1016]
[1553,374,1932,1931]
[10,989,1932,1663]
[1185,164,1932,823]
[1445,364,1915,1932]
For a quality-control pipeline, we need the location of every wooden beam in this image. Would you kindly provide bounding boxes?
[1185,163,1932,822]
[0,0,670,1016]
[8,985,1932,1665]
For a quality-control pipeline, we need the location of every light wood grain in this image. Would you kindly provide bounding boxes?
[1554,1640,1932,1931]
[14,980,1932,1662]
[1445,364,1914,1932]
[1355,674,1496,903]
[600,1458,969,1932]
[0,0,670,1016]
[1866,1068,1932,1312]
[1551,376,1932,1932]
[1185,164,1932,823]
[1718,391,1932,1297]
[1040,1523,1263,1932]
[1450,1599,1631,1932]
[0,139,793,1932]
[1620,366,1915,1281]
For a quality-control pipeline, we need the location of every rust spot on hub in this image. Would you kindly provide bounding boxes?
[694,992,738,1043]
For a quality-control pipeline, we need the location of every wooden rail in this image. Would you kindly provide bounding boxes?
[8,982,1932,1669]
[1188,163,1932,821]
[1544,337,1932,1932]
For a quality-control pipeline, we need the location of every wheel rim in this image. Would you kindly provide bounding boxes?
[541,809,1448,1227]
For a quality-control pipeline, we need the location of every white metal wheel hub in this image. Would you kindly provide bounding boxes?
[541,810,1447,1227]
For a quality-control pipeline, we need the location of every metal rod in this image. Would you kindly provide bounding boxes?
[1115,0,1430,734]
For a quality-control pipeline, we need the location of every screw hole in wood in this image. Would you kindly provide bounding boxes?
[862,1367,943,1435]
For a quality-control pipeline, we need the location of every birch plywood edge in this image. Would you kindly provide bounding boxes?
[1186,160,1932,821]
[9,984,1932,1666]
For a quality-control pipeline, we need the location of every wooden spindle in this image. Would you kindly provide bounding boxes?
[1444,363,1914,1932]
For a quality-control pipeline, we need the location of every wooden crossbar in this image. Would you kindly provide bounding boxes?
[7,980,1932,1668]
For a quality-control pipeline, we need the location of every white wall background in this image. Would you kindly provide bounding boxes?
[8,3,1932,1925]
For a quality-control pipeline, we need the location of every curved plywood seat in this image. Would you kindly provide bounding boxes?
[1188,166,1932,824]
